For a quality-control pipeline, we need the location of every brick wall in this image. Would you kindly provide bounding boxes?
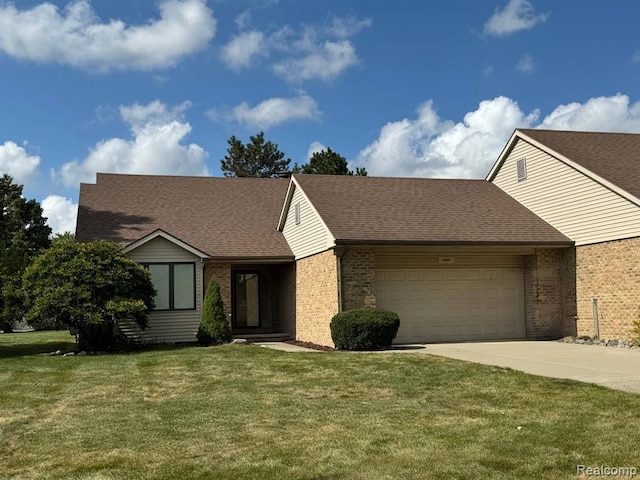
[576,237,640,340]
[273,263,296,336]
[524,248,576,339]
[340,248,376,310]
[296,250,339,346]
[203,262,232,317]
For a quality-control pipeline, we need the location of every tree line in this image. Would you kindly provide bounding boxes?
[221,132,367,177]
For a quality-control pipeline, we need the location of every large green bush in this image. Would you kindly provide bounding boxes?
[197,280,232,345]
[22,240,155,351]
[330,308,400,351]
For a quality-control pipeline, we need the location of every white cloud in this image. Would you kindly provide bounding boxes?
[212,93,321,129]
[356,94,640,179]
[57,100,209,186]
[235,10,252,30]
[516,54,535,73]
[273,40,359,83]
[0,141,40,182]
[0,0,216,72]
[356,97,538,178]
[325,15,372,38]
[539,94,640,132]
[307,141,327,159]
[484,0,547,37]
[220,31,265,70]
[42,195,78,235]
[220,14,370,83]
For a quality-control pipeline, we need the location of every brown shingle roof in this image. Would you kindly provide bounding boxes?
[76,174,294,259]
[519,129,640,199]
[292,174,572,245]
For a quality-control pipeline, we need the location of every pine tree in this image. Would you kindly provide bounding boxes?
[220,132,291,177]
[197,280,232,345]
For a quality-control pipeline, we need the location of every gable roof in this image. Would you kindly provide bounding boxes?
[290,174,572,245]
[490,129,640,202]
[76,174,294,260]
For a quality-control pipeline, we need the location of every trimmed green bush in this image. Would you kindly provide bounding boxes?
[330,308,400,351]
[197,280,232,345]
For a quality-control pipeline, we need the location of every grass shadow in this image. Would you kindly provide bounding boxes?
[0,338,76,358]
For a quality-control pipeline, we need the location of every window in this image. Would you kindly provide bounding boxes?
[145,263,195,311]
[516,158,527,181]
[294,202,301,225]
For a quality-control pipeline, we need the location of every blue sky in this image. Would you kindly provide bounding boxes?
[1,0,639,234]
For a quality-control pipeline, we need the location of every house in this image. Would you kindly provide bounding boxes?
[488,128,640,341]
[78,163,579,346]
[74,130,640,345]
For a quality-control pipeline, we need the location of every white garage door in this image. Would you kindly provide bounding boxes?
[375,267,525,343]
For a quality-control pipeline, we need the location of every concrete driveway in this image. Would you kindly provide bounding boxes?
[404,341,640,394]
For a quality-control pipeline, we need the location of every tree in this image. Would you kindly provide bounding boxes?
[22,241,156,352]
[221,132,291,177]
[0,174,51,332]
[299,148,368,176]
[197,280,232,345]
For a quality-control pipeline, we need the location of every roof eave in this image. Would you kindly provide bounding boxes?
[276,178,297,231]
[204,255,295,264]
[334,239,575,247]
[123,229,210,258]
[486,128,521,182]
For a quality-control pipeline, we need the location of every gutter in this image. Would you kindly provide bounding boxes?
[333,239,575,247]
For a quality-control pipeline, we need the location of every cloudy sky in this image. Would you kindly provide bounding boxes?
[1,0,639,234]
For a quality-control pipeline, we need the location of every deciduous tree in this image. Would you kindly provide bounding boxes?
[299,148,367,176]
[0,174,51,332]
[22,240,155,351]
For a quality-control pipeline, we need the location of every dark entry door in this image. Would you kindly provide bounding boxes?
[233,272,261,328]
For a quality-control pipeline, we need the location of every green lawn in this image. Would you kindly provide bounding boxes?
[1,331,639,480]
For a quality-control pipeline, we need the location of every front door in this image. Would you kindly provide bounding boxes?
[233,272,261,329]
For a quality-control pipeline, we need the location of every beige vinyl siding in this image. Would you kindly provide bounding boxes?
[282,185,334,259]
[124,236,203,343]
[376,253,523,269]
[493,138,640,246]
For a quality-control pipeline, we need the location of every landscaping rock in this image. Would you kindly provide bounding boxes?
[232,339,248,344]
[62,352,75,357]
[558,336,638,351]
[77,351,87,356]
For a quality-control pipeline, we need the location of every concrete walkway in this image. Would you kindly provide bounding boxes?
[416,341,640,394]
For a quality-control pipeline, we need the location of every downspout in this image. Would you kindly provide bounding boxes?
[592,298,599,339]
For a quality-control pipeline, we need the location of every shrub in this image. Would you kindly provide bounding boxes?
[197,280,232,345]
[22,240,155,352]
[330,308,400,351]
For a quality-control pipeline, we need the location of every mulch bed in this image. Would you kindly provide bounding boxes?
[284,340,335,351]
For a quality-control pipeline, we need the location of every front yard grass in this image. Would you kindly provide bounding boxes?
[1,331,639,480]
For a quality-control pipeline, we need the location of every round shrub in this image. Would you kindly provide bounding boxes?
[330,308,400,351]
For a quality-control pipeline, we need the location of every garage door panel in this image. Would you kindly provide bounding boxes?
[388,271,406,281]
[376,266,525,343]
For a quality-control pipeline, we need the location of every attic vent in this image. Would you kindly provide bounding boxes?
[516,158,527,181]
[294,203,301,225]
